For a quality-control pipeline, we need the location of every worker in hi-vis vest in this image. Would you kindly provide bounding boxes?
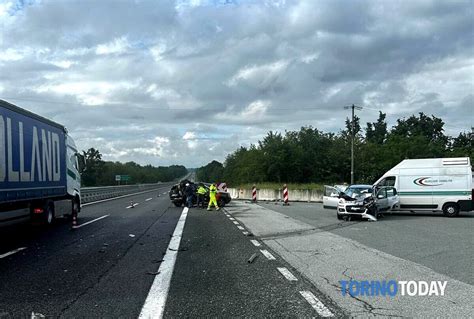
[207,183,219,211]
[196,183,207,209]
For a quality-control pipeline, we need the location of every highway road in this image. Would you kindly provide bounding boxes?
[0,186,343,318]
[1,187,472,318]
[226,201,474,318]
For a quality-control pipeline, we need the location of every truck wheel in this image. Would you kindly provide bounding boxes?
[71,199,79,220]
[42,202,55,225]
[442,203,459,217]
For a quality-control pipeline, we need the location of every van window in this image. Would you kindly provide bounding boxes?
[379,176,395,187]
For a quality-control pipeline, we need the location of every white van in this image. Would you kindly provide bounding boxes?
[373,157,473,217]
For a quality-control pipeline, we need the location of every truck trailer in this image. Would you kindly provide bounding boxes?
[374,157,473,217]
[0,99,81,225]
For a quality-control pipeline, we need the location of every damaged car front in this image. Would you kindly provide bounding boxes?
[336,185,373,220]
[337,185,399,221]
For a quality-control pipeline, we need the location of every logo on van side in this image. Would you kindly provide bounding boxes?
[413,177,444,186]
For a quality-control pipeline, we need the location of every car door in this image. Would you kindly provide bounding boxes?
[386,187,400,210]
[375,188,389,211]
[323,185,340,209]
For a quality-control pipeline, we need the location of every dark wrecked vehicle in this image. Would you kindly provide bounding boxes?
[169,180,231,208]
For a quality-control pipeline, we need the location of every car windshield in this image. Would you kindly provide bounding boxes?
[344,187,372,198]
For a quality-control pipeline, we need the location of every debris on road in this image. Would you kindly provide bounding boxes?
[248,253,258,263]
[169,247,188,252]
[146,271,161,275]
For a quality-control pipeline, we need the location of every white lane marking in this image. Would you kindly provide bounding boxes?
[237,226,245,230]
[232,221,239,225]
[250,240,261,247]
[72,215,110,229]
[229,217,236,221]
[277,267,298,281]
[145,198,153,202]
[82,188,166,207]
[139,207,189,319]
[260,249,276,260]
[126,203,140,209]
[162,192,167,195]
[0,247,27,259]
[242,231,250,236]
[299,291,334,317]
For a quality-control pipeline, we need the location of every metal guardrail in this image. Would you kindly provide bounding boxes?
[81,183,168,204]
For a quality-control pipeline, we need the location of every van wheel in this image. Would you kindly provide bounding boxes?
[442,203,459,217]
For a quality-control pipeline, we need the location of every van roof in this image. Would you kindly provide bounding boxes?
[393,157,470,169]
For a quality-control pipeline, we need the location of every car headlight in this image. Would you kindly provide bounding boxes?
[338,199,345,205]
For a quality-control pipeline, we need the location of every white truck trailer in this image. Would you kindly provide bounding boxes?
[374,157,473,217]
[0,99,82,225]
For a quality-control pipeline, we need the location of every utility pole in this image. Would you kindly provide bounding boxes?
[344,104,363,184]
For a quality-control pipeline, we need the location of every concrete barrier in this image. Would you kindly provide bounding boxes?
[228,188,323,202]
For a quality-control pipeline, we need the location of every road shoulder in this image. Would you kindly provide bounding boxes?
[226,201,474,318]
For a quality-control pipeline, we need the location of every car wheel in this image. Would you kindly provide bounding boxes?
[442,203,459,217]
[173,201,182,207]
[337,213,343,220]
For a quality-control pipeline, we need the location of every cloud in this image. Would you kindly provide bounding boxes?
[0,0,472,167]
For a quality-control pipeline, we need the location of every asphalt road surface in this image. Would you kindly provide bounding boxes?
[261,201,474,285]
[0,189,343,318]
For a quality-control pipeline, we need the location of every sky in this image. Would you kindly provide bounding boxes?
[0,0,472,168]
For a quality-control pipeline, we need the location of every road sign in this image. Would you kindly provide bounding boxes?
[115,175,131,182]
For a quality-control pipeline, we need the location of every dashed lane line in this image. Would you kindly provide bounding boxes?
[72,215,110,229]
[260,249,276,260]
[232,221,240,225]
[0,247,27,259]
[139,207,189,319]
[299,291,334,317]
[277,267,298,281]
[145,198,153,202]
[242,231,250,236]
[126,203,140,209]
[250,240,261,247]
[237,226,245,230]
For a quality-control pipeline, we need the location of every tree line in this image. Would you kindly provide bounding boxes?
[78,148,187,187]
[196,112,473,186]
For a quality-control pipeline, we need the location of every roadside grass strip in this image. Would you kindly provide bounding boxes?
[277,267,298,281]
[299,291,334,317]
[260,249,276,260]
[0,247,27,259]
